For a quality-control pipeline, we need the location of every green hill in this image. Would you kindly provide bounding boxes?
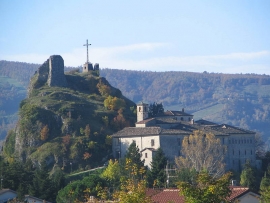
[1,61,270,142]
[3,60,136,172]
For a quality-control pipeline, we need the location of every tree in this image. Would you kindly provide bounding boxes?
[40,124,49,141]
[125,141,144,170]
[148,102,164,117]
[178,171,232,203]
[175,130,226,178]
[84,124,91,138]
[112,158,151,203]
[240,161,256,191]
[260,168,270,203]
[147,148,167,188]
[29,161,54,201]
[101,159,121,194]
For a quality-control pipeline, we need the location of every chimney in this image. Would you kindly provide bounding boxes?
[182,108,184,112]
[231,180,237,186]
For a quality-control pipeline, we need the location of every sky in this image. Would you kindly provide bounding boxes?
[1,0,270,74]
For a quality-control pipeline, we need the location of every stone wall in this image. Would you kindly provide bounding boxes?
[48,55,67,87]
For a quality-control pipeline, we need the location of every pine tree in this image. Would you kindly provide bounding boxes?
[29,161,54,201]
[147,148,167,188]
[240,161,256,190]
[260,168,270,203]
[125,141,144,169]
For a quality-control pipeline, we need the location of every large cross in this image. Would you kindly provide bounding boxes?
[83,39,91,63]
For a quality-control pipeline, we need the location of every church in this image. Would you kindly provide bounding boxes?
[112,102,259,172]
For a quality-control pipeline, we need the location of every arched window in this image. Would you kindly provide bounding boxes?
[139,107,141,112]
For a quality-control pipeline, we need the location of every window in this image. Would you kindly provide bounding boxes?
[233,150,234,155]
[181,117,183,121]
[239,150,240,156]
[229,140,231,144]
[145,153,148,158]
[117,138,120,145]
[139,107,141,112]
[251,150,253,155]
[151,139,155,147]
[222,138,224,144]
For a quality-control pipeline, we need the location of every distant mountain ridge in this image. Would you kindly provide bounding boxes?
[0,60,270,142]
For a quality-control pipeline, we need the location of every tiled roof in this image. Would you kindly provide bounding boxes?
[141,148,156,152]
[0,188,17,195]
[163,110,193,117]
[148,186,260,203]
[112,127,162,137]
[150,189,184,203]
[136,118,155,124]
[210,124,255,134]
[227,186,251,201]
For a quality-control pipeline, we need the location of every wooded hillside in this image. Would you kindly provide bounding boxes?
[0,61,270,142]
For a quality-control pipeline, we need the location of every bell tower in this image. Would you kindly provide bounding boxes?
[137,102,149,122]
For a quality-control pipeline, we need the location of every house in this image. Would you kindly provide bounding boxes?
[112,102,257,171]
[228,186,261,203]
[25,195,52,203]
[148,186,261,203]
[0,189,17,203]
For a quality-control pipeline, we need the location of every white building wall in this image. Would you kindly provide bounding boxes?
[227,134,256,171]
[237,193,260,203]
[112,136,160,160]
[142,149,154,168]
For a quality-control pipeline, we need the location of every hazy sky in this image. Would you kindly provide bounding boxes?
[1,0,270,74]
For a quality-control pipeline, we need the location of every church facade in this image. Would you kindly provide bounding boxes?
[112,102,258,172]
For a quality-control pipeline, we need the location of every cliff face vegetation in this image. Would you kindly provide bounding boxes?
[3,61,136,171]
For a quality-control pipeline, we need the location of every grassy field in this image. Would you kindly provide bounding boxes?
[192,103,224,121]
[0,76,25,88]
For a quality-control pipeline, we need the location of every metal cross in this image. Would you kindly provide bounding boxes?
[83,39,91,63]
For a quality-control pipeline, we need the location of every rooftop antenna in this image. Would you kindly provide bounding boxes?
[83,39,91,63]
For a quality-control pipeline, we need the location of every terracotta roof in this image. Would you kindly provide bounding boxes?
[150,189,184,203]
[227,186,259,201]
[148,186,260,203]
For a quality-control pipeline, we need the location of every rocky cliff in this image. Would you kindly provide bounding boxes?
[4,55,136,171]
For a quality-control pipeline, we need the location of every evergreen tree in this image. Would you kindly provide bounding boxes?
[240,161,256,190]
[147,148,167,188]
[260,168,270,203]
[29,161,54,202]
[125,141,144,169]
[148,102,164,117]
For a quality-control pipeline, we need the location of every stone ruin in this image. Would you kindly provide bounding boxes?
[35,55,68,88]
[48,55,67,87]
[82,62,99,73]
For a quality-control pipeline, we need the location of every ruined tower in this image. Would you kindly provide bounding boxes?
[48,55,67,87]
